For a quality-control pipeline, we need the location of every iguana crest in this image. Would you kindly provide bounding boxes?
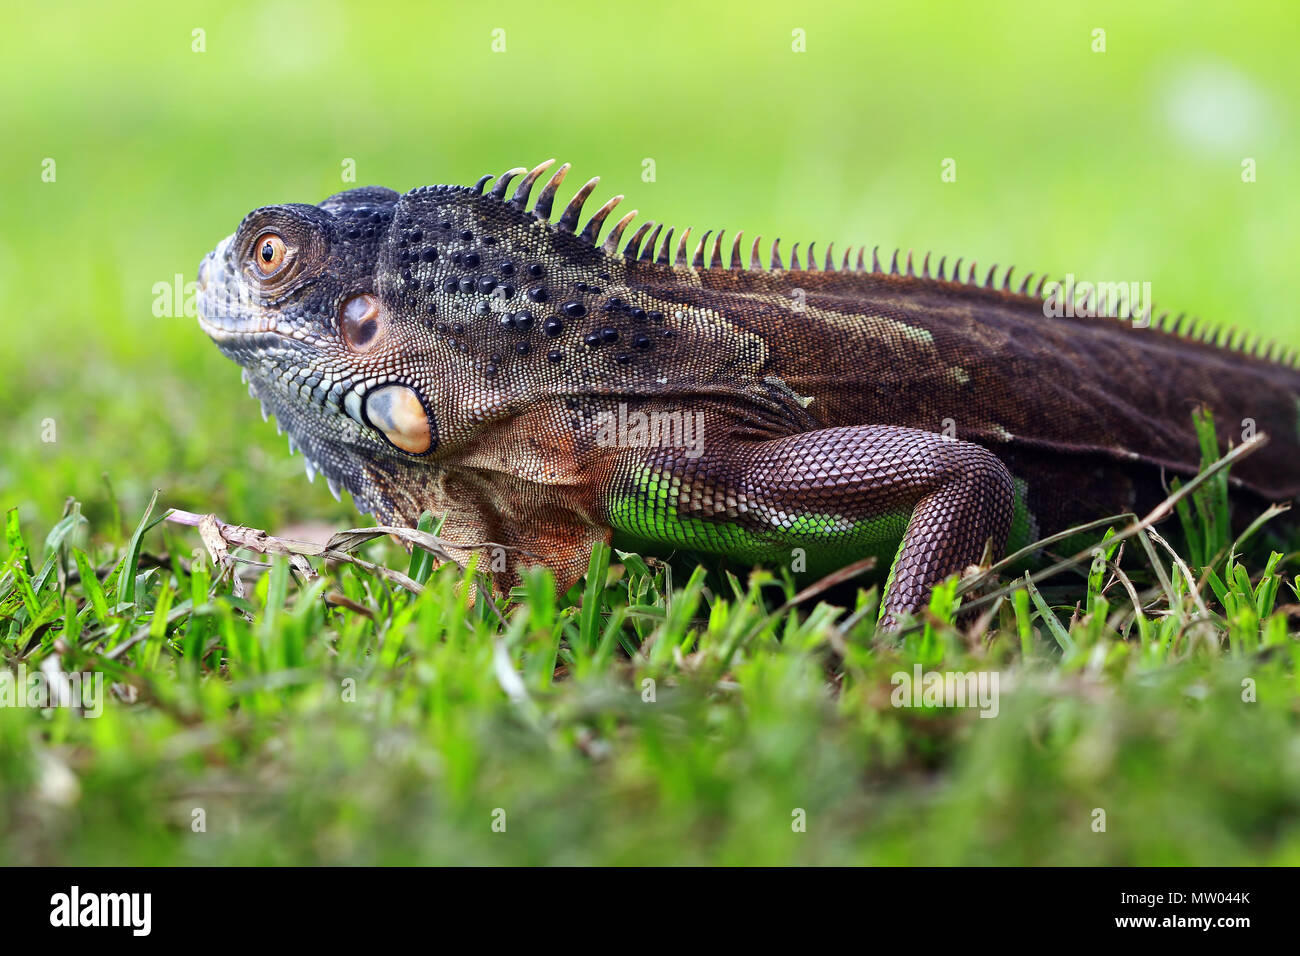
[471,160,1294,369]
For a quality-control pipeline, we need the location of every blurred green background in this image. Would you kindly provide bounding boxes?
[1,0,1296,538]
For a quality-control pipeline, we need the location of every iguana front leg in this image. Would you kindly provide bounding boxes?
[607,425,1015,628]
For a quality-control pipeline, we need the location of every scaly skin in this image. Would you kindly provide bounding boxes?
[196,160,1300,627]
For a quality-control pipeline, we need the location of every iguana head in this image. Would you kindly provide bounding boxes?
[196,160,656,513]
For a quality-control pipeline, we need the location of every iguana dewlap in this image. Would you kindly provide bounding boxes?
[196,160,1300,626]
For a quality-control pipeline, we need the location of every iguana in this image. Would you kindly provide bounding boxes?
[196,160,1300,626]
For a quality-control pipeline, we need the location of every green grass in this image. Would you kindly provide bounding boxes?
[2,428,1299,864]
[2,0,1298,864]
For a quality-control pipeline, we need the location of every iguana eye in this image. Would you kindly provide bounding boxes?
[253,233,287,275]
[340,293,385,351]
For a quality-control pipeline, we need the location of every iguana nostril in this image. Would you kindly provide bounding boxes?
[364,384,431,454]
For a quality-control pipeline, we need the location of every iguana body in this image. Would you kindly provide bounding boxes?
[197,160,1300,625]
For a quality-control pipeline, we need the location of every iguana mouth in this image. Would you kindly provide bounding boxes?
[196,312,284,342]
